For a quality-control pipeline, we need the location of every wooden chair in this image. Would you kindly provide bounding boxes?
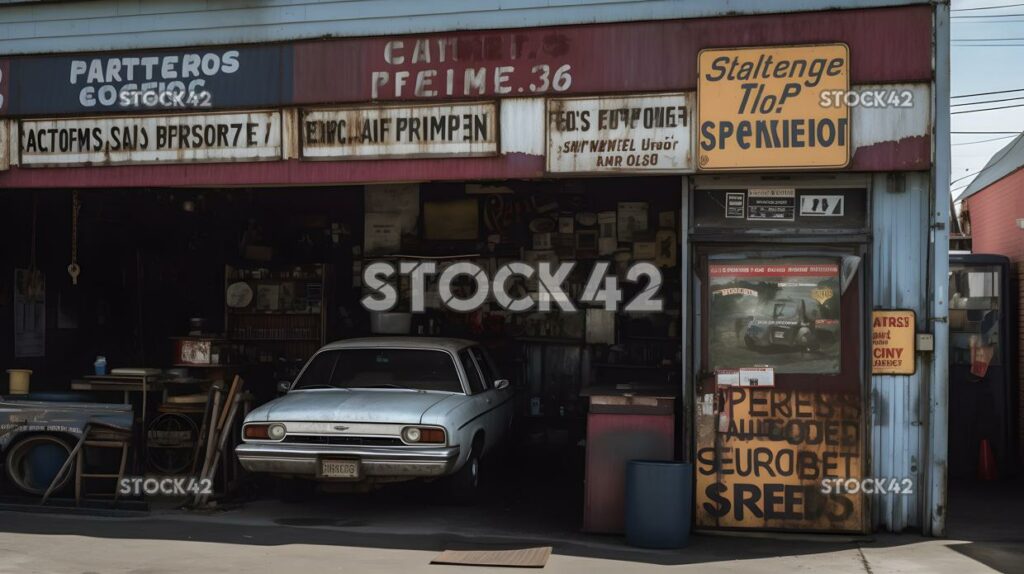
[41,423,132,506]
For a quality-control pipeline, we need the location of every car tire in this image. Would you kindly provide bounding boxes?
[448,448,481,505]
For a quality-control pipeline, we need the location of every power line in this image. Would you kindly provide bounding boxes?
[952,171,983,185]
[953,88,1024,98]
[952,2,1024,11]
[953,11,1024,16]
[952,102,1024,114]
[952,95,1024,107]
[952,37,1024,40]
[952,135,1018,145]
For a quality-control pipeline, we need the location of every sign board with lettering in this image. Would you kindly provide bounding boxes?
[300,102,497,160]
[18,111,282,167]
[697,44,850,171]
[1,45,290,116]
[696,387,865,532]
[746,188,796,221]
[693,188,868,232]
[872,310,916,375]
[546,93,693,173]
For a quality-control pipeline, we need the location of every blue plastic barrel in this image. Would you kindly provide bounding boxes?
[26,442,68,491]
[625,460,692,548]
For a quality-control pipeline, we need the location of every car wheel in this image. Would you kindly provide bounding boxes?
[448,448,481,504]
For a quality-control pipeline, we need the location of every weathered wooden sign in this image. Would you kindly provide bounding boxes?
[696,387,865,532]
[18,110,282,166]
[872,310,916,375]
[546,93,693,173]
[697,44,850,170]
[300,102,497,159]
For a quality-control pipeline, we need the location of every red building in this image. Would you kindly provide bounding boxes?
[956,133,1024,475]
[959,134,1024,260]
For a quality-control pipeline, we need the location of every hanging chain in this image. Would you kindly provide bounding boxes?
[68,191,81,285]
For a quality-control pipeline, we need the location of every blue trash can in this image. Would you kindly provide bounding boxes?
[625,460,692,548]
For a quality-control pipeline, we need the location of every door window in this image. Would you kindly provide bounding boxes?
[708,257,842,375]
[949,265,1002,367]
[469,347,496,388]
[459,349,486,394]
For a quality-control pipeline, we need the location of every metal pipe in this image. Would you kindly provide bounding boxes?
[926,0,951,538]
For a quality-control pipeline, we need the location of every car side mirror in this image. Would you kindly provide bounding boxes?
[277,381,291,394]
[494,379,511,391]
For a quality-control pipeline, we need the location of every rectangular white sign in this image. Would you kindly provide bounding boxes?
[799,194,845,217]
[546,93,693,173]
[19,111,282,167]
[301,102,498,159]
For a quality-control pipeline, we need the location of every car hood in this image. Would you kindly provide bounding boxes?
[245,389,463,424]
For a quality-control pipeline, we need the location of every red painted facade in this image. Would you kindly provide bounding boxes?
[293,5,933,104]
[0,5,934,189]
[964,170,1024,262]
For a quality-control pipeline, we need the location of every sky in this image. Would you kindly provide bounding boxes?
[951,0,1024,198]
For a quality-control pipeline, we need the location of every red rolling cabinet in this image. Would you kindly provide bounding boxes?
[582,386,677,533]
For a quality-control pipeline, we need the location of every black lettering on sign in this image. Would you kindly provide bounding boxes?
[698,388,863,530]
[704,482,856,523]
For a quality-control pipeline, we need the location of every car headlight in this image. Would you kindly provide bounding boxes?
[268,423,286,441]
[401,426,445,444]
[243,423,286,441]
[402,427,422,443]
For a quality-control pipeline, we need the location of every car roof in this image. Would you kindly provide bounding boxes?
[319,336,477,353]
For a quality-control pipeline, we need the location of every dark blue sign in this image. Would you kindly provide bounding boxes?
[2,44,292,116]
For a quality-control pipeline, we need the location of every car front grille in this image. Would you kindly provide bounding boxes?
[283,435,404,446]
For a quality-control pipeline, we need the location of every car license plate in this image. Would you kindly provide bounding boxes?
[321,459,360,478]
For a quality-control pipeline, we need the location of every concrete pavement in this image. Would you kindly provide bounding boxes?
[0,500,1014,574]
[0,475,1019,573]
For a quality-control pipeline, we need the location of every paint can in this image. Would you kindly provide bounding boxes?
[6,369,32,395]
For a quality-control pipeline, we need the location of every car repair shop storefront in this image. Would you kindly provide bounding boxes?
[0,4,947,537]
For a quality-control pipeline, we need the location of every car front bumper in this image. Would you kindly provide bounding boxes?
[235,442,461,479]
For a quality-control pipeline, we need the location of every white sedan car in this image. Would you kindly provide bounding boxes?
[235,337,514,496]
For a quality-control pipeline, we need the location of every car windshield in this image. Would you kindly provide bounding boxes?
[292,348,464,393]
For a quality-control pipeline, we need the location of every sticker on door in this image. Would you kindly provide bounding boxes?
[799,195,845,216]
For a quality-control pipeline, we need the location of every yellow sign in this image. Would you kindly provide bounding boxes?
[696,388,865,532]
[811,287,834,305]
[697,44,850,171]
[872,310,916,375]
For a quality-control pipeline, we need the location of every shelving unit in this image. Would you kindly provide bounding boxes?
[224,264,330,366]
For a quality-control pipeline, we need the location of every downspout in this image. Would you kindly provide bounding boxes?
[927,0,951,537]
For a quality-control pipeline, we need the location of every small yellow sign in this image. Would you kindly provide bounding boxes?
[697,44,850,171]
[811,287,834,305]
[872,310,916,375]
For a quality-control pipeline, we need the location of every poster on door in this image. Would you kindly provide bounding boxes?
[709,259,841,374]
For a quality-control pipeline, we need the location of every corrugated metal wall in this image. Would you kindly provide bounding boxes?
[870,171,930,531]
[0,0,929,55]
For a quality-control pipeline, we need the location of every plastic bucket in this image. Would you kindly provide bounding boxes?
[625,460,693,549]
[6,369,32,395]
